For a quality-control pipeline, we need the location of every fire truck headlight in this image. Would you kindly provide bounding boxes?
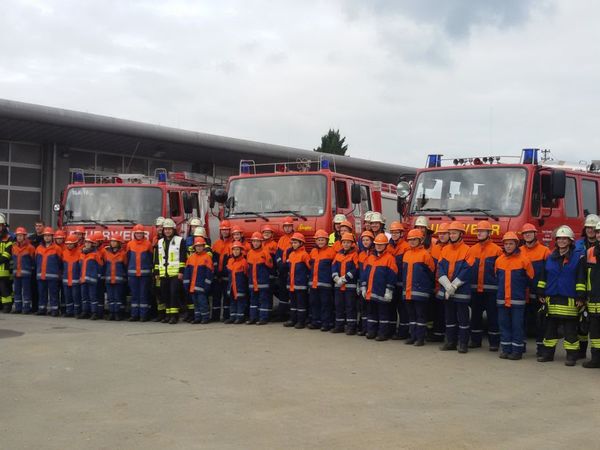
[397,181,411,199]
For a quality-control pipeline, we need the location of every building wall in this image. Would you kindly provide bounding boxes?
[1,139,237,230]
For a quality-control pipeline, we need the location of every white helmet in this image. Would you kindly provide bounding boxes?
[0,213,6,225]
[555,225,575,240]
[414,216,430,228]
[333,214,346,224]
[155,216,165,226]
[189,217,202,227]
[162,218,176,229]
[584,214,600,228]
[596,222,600,231]
[193,226,207,238]
[364,211,374,222]
[370,212,385,224]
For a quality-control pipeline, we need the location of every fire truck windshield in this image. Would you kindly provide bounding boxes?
[410,167,527,217]
[63,186,162,225]
[225,174,327,218]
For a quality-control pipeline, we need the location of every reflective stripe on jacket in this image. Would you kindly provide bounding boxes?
[332,248,359,291]
[12,241,35,278]
[402,246,435,301]
[35,243,62,280]
[104,248,128,284]
[468,240,502,292]
[184,251,214,294]
[287,247,311,291]
[363,251,398,302]
[437,240,473,302]
[246,247,273,291]
[227,256,249,299]
[126,238,153,276]
[309,246,336,289]
[61,247,81,286]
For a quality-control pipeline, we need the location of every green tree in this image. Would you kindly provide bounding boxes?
[313,129,348,156]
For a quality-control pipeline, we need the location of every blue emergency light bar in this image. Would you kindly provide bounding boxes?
[72,169,85,183]
[155,168,168,183]
[321,159,330,170]
[426,154,443,168]
[521,148,539,165]
[240,163,251,174]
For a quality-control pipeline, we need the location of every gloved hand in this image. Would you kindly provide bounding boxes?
[383,288,393,302]
[333,275,341,286]
[451,278,464,289]
[340,276,347,284]
[444,290,451,300]
[446,284,456,297]
[438,275,453,292]
[361,286,367,297]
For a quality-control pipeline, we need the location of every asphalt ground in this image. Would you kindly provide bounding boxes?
[1,314,599,449]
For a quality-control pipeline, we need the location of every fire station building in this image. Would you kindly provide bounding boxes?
[0,98,413,230]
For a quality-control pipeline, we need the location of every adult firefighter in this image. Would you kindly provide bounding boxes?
[154,218,186,324]
[0,214,13,312]
[577,221,600,368]
[537,225,585,366]
[576,214,599,252]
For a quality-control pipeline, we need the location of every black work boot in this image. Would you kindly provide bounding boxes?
[153,311,165,322]
[458,343,468,354]
[508,353,522,360]
[582,352,600,368]
[440,341,457,351]
[169,314,179,324]
[537,349,555,362]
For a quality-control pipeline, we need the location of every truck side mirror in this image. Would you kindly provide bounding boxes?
[350,184,362,205]
[551,169,566,199]
[210,188,228,207]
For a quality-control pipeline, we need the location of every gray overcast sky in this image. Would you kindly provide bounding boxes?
[1,0,598,167]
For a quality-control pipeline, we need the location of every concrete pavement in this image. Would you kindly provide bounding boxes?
[1,314,599,449]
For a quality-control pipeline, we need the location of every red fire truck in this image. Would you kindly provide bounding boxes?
[211,157,402,247]
[398,149,600,245]
[55,169,217,242]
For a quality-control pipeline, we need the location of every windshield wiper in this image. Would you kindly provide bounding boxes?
[230,211,270,222]
[415,208,456,220]
[449,208,499,221]
[266,210,308,221]
[69,219,108,229]
[112,219,137,224]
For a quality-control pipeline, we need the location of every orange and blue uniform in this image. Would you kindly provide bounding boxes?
[357,247,373,333]
[286,246,311,326]
[35,242,62,314]
[247,247,274,322]
[61,246,81,316]
[80,248,103,316]
[227,255,249,322]
[11,241,35,313]
[362,250,398,339]
[104,247,128,317]
[332,247,359,333]
[468,240,503,348]
[402,245,435,343]
[211,237,231,320]
[184,251,214,322]
[388,238,410,338]
[309,246,337,329]
[430,240,449,341]
[275,233,293,312]
[495,248,534,356]
[437,241,474,347]
[126,238,154,320]
[520,241,551,352]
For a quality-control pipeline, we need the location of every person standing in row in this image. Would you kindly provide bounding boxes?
[309,230,336,331]
[331,232,359,335]
[36,227,62,316]
[11,227,35,314]
[275,217,295,319]
[578,221,600,368]
[184,237,214,324]
[0,215,14,313]
[284,233,311,329]
[155,219,186,324]
[226,241,249,324]
[61,234,81,318]
[537,225,585,366]
[495,232,534,360]
[104,235,127,321]
[246,232,273,325]
[127,224,154,322]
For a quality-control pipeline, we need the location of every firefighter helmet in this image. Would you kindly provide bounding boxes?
[502,231,519,242]
[231,227,243,235]
[364,211,374,222]
[341,232,355,242]
[389,221,405,232]
[596,222,600,231]
[283,217,294,226]
[521,223,537,234]
[314,229,329,239]
[0,213,6,225]
[162,218,176,229]
[414,216,429,228]
[360,230,375,240]
[340,220,353,230]
[407,229,424,240]
[15,227,27,235]
[193,226,207,237]
[584,214,600,228]
[448,221,465,233]
[110,234,124,243]
[42,227,54,235]
[477,220,493,232]
[133,224,145,233]
[155,216,165,226]
[373,234,389,245]
[92,231,104,243]
[291,232,305,243]
[231,240,244,250]
[193,237,206,246]
[65,234,79,244]
[250,232,263,241]
[261,224,275,233]
[555,225,575,240]
[219,220,231,230]
[54,230,66,239]
[370,212,385,224]
[189,217,202,227]
[437,222,450,234]
[333,214,346,224]
[74,227,85,235]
